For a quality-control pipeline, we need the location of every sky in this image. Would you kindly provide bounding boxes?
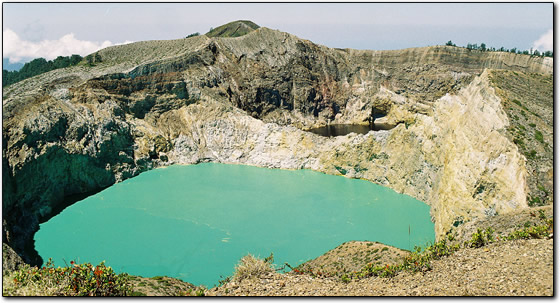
[2,2,554,67]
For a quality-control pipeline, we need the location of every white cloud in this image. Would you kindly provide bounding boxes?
[532,29,553,52]
[3,28,133,63]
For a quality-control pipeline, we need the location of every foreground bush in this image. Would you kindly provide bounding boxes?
[232,254,275,282]
[3,259,132,296]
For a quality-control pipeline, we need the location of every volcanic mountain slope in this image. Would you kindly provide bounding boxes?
[206,20,260,38]
[2,21,553,267]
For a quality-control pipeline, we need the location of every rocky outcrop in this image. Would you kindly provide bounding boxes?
[2,24,552,265]
[2,243,25,272]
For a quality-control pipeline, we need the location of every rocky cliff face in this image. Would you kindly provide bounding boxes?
[2,25,552,264]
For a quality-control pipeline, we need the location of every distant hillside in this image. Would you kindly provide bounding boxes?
[3,55,83,87]
[206,20,260,37]
[3,59,24,72]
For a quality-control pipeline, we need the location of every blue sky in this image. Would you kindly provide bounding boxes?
[2,3,554,65]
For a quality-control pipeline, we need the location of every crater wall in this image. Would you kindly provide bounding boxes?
[2,26,552,264]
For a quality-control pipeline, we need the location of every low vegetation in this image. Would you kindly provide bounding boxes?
[3,259,132,296]
[185,32,200,38]
[339,235,460,281]
[445,40,553,57]
[335,211,552,283]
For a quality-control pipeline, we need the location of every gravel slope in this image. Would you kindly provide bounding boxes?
[207,238,553,296]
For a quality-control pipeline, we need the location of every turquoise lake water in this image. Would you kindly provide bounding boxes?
[34,163,435,287]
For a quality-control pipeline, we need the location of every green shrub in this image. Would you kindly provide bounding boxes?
[498,211,551,241]
[537,184,549,194]
[507,220,552,240]
[528,196,544,207]
[466,227,494,248]
[534,130,544,143]
[511,99,530,111]
[525,150,537,160]
[185,32,200,38]
[427,239,459,257]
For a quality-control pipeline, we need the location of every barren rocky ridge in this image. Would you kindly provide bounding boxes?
[1,21,553,294]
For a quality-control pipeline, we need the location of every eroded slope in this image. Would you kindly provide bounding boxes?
[488,70,553,206]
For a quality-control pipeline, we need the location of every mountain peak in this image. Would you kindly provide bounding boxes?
[206,20,260,38]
